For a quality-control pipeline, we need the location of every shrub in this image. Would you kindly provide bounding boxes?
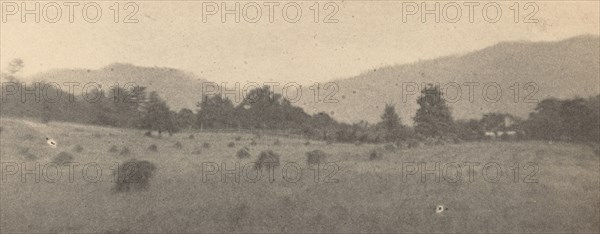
[53,152,74,165]
[255,150,281,170]
[250,139,257,146]
[369,149,384,161]
[236,147,251,159]
[326,140,333,145]
[304,141,310,146]
[144,131,152,137]
[113,159,157,193]
[147,144,158,152]
[72,144,84,153]
[234,136,242,141]
[306,150,327,165]
[174,141,183,149]
[274,139,282,146]
[228,142,235,148]
[203,142,210,148]
[188,134,195,139]
[119,147,131,156]
[354,141,363,146]
[383,143,396,152]
[108,145,119,153]
[92,133,102,138]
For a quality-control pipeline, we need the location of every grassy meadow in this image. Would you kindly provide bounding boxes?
[0,118,598,233]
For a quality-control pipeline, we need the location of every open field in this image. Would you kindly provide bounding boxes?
[1,118,598,233]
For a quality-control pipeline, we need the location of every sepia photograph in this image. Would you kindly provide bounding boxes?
[0,0,599,233]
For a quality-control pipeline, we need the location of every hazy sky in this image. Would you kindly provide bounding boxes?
[1,0,598,84]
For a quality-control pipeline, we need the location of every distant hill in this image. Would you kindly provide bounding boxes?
[296,35,600,124]
[26,63,209,111]
[25,35,599,124]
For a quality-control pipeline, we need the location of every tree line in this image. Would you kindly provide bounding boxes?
[1,61,598,143]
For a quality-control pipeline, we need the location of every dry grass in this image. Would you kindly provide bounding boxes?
[1,118,598,233]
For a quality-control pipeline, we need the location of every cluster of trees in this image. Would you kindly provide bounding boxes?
[1,60,597,143]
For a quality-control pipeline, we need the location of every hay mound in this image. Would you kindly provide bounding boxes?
[191,147,202,155]
[369,149,384,161]
[119,147,131,156]
[147,144,158,152]
[407,139,420,149]
[255,150,281,170]
[53,152,74,165]
[383,144,396,152]
[236,147,251,159]
[72,144,84,153]
[306,150,327,165]
[108,145,119,153]
[113,159,157,193]
[19,147,37,160]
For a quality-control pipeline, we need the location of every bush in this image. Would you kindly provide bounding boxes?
[188,134,195,139]
[304,141,310,146]
[228,142,235,148]
[203,142,211,148]
[236,147,251,159]
[92,133,102,138]
[53,152,74,165]
[113,159,157,193]
[255,150,281,170]
[72,144,84,153]
[274,139,282,146]
[174,141,183,149]
[108,145,119,153]
[147,144,158,152]
[369,149,384,161]
[306,150,327,165]
[119,147,131,156]
[354,141,363,146]
[326,140,333,145]
[234,136,242,141]
[250,139,257,146]
[144,131,152,137]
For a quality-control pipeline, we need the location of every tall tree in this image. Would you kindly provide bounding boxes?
[380,104,403,141]
[140,91,175,135]
[413,84,455,138]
